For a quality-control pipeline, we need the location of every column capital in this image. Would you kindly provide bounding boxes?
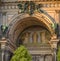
[0,37,7,50]
[51,34,57,40]
[49,39,59,49]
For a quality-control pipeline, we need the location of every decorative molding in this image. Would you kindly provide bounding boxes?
[1,0,60,2]
[0,2,60,10]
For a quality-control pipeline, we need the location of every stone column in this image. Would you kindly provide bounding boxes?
[53,48,57,61]
[41,32,46,43]
[4,50,13,61]
[55,10,60,38]
[40,55,45,61]
[45,55,52,61]
[0,37,7,61]
[55,10,60,23]
[0,37,13,61]
[24,32,29,44]
[30,32,33,43]
[50,34,59,61]
[33,32,38,44]
[37,32,41,43]
[2,12,7,26]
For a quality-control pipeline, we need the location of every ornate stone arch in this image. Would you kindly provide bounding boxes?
[8,12,55,40]
[4,12,57,56]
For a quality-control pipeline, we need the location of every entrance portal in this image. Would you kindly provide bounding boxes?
[8,13,56,61]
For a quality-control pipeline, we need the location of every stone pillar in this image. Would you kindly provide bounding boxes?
[2,12,7,26]
[45,55,52,61]
[40,55,45,61]
[0,37,13,61]
[37,32,41,43]
[30,32,33,43]
[33,32,38,44]
[49,34,59,61]
[41,32,45,43]
[55,10,60,38]
[53,48,57,61]
[55,10,60,23]
[0,37,7,61]
[24,32,29,44]
[4,50,13,61]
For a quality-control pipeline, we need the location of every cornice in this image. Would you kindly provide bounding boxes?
[1,1,60,4]
[0,1,60,6]
[0,3,60,9]
[0,1,60,12]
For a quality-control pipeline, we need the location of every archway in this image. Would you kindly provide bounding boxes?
[8,13,55,44]
[8,12,56,61]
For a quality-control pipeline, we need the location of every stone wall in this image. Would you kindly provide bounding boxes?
[0,2,60,26]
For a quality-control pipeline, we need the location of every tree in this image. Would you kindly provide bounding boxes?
[57,46,60,61]
[10,45,32,61]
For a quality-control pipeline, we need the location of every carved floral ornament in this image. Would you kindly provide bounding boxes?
[17,1,43,15]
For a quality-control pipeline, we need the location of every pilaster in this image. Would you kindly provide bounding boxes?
[55,10,60,38]
[2,12,7,26]
[55,10,60,23]
[0,37,13,61]
[0,37,7,61]
[49,34,59,61]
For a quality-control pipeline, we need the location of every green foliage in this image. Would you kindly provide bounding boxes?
[10,45,32,61]
[57,46,60,61]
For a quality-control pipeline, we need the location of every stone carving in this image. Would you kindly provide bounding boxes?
[0,25,8,37]
[17,1,43,15]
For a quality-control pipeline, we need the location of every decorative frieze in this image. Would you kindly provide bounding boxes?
[0,3,60,10]
[43,3,60,8]
[0,5,18,10]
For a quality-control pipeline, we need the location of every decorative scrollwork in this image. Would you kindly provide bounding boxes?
[17,1,43,15]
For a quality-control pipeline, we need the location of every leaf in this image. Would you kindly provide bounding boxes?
[10,45,32,61]
[57,46,60,61]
